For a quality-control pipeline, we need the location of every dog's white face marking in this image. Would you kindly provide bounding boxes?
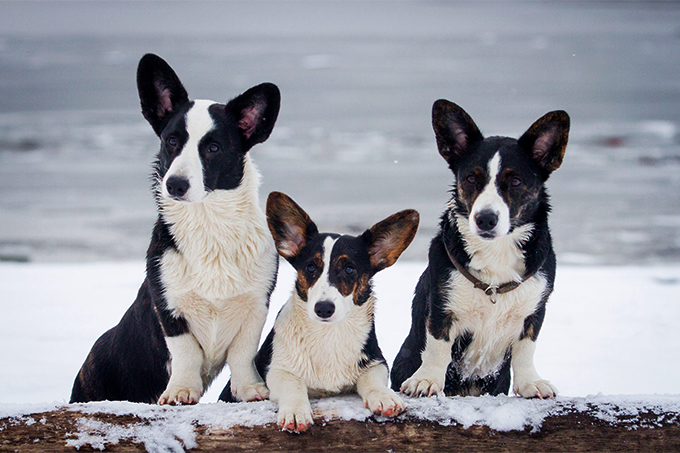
[161,99,216,203]
[469,152,511,240]
[306,237,353,324]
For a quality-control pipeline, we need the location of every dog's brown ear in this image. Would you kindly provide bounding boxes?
[518,110,570,179]
[432,100,484,170]
[363,210,419,273]
[266,192,317,259]
[226,83,281,152]
[137,54,190,136]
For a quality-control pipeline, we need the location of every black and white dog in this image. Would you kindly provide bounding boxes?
[70,54,280,405]
[391,100,569,399]
[221,192,419,432]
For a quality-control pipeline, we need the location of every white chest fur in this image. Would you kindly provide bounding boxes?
[159,158,276,372]
[270,293,375,395]
[446,210,546,379]
[445,268,547,380]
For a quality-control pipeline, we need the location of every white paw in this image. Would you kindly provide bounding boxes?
[363,388,404,417]
[232,382,270,402]
[277,402,313,433]
[400,373,445,397]
[158,386,200,405]
[514,379,557,399]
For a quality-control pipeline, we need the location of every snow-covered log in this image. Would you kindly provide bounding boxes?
[1,395,679,452]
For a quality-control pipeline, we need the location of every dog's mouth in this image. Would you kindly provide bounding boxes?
[476,231,497,240]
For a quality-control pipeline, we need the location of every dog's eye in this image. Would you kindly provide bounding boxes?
[510,177,522,187]
[465,175,476,185]
[305,263,317,275]
[167,136,178,148]
[207,143,220,153]
[344,265,355,276]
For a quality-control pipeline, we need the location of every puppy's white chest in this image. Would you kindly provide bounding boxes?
[446,271,547,378]
[271,298,371,394]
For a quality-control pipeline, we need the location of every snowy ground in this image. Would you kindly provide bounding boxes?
[1,260,679,405]
[1,260,679,450]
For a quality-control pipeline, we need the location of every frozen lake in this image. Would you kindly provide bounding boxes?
[1,1,679,264]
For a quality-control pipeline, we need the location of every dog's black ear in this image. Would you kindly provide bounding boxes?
[518,110,570,179]
[432,100,484,169]
[137,54,189,136]
[226,83,281,152]
[362,210,419,273]
[266,192,317,260]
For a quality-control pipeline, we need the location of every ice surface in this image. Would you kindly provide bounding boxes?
[1,1,679,264]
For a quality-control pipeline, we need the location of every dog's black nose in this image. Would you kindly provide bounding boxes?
[314,301,335,319]
[475,210,498,231]
[166,176,190,198]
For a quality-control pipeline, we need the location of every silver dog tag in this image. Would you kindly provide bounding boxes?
[485,286,498,304]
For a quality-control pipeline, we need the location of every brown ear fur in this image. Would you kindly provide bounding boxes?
[266,192,317,259]
[365,209,420,273]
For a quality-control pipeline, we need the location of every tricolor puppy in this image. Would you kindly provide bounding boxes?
[391,100,569,399]
[221,192,419,433]
[70,54,280,405]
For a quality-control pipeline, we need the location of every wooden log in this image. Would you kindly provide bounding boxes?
[1,399,679,452]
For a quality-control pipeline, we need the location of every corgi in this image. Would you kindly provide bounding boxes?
[70,54,280,405]
[221,192,419,432]
[391,100,569,399]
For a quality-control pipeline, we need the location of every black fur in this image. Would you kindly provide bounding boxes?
[218,230,390,404]
[391,101,568,397]
[70,54,280,403]
[220,192,418,403]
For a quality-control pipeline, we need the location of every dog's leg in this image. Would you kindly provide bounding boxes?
[357,363,404,416]
[511,338,557,398]
[267,368,313,432]
[158,333,204,405]
[225,300,269,402]
[400,332,452,397]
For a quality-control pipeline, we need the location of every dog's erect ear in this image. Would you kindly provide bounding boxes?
[226,83,281,152]
[362,210,419,273]
[266,192,318,260]
[432,100,484,169]
[518,110,570,179]
[137,54,190,136]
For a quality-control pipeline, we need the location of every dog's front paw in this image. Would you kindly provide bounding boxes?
[400,373,445,397]
[513,379,557,399]
[233,382,270,402]
[363,388,404,417]
[277,402,313,433]
[158,386,200,405]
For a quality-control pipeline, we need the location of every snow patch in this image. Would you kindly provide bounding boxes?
[4,395,680,452]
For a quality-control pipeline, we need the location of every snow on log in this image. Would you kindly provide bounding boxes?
[1,395,679,452]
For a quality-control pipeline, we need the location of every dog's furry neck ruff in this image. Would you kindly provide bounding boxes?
[446,200,540,303]
[159,155,267,264]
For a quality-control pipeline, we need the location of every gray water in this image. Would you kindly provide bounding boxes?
[1,1,679,264]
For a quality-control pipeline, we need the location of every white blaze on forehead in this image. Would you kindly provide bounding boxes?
[307,236,352,323]
[469,151,511,237]
[162,99,217,202]
[307,237,337,304]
